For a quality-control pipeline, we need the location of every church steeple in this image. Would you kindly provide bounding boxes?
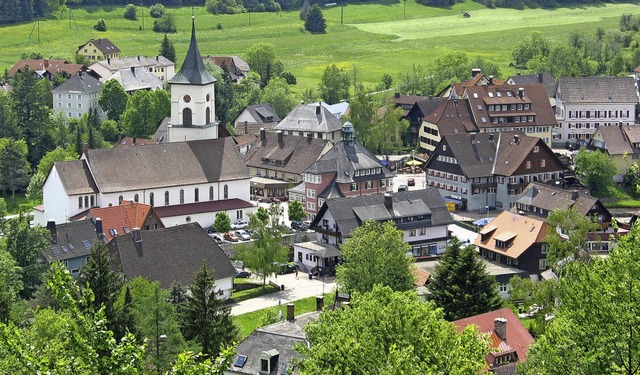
[169,17,216,85]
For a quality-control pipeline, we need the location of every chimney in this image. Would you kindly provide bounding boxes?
[494,318,507,341]
[44,59,49,68]
[277,130,284,144]
[471,68,481,78]
[514,134,520,144]
[133,137,137,145]
[47,220,57,243]
[132,227,142,243]
[538,72,543,83]
[394,92,400,98]
[95,217,103,236]
[571,190,579,200]
[518,87,524,99]
[78,70,83,78]
[130,66,135,76]
[384,193,393,210]
[244,120,248,135]
[156,55,159,61]
[260,127,266,142]
[488,75,494,85]
[316,104,321,115]
[316,296,324,311]
[137,55,140,61]
[287,303,295,321]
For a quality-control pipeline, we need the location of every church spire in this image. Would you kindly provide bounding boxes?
[169,16,216,85]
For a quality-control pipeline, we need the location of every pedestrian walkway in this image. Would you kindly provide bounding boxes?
[230,272,336,316]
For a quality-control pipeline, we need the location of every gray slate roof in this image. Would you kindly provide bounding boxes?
[74,138,248,193]
[53,159,99,195]
[316,188,454,238]
[91,55,174,72]
[246,103,281,124]
[508,73,556,97]
[305,139,393,183]
[78,38,120,54]
[52,72,102,94]
[45,219,100,262]
[244,133,329,175]
[556,77,638,103]
[275,104,342,133]
[107,222,236,288]
[108,67,163,92]
[169,19,216,85]
[515,182,601,217]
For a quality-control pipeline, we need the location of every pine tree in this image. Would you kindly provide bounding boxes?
[160,34,176,63]
[304,4,326,33]
[179,262,238,358]
[428,237,502,320]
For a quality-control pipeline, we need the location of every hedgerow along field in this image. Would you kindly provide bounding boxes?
[0,1,636,92]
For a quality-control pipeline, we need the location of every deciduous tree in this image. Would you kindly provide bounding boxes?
[99,79,128,121]
[337,220,414,294]
[245,43,278,86]
[318,64,350,105]
[0,249,22,324]
[428,237,502,320]
[213,212,231,233]
[26,146,77,202]
[296,285,489,375]
[574,148,616,195]
[287,199,305,222]
[260,76,295,119]
[545,207,600,266]
[0,138,31,204]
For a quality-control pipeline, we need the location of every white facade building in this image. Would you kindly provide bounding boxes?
[52,72,104,120]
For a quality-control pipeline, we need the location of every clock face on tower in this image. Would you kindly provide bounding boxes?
[183,95,191,103]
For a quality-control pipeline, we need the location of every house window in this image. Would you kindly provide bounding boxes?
[533,145,539,153]
[165,191,169,205]
[539,258,550,270]
[90,196,95,207]
[209,186,214,201]
[78,197,82,209]
[499,284,508,293]
[118,195,123,204]
[261,359,269,372]
[541,244,550,254]
[307,201,316,210]
[419,228,426,236]
[236,210,243,219]
[84,196,89,208]
[526,161,531,169]
[224,185,228,199]
[67,94,72,100]
[134,194,139,203]
[180,189,184,204]
[318,198,325,208]
[183,108,192,126]
[366,181,373,189]
[149,192,154,206]
[194,188,199,202]
[350,183,357,191]
[307,189,315,198]
[206,107,210,124]
[409,229,416,237]
[540,159,546,168]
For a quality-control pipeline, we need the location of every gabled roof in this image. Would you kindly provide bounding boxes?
[107,223,235,288]
[305,139,393,183]
[201,55,250,81]
[169,19,216,85]
[53,160,98,195]
[556,77,638,103]
[515,182,602,218]
[45,219,99,262]
[87,201,156,242]
[52,72,102,95]
[244,104,281,124]
[275,104,343,133]
[244,133,330,175]
[113,136,157,148]
[90,55,174,72]
[453,308,534,366]
[107,67,163,92]
[589,125,637,155]
[410,97,448,119]
[78,138,248,193]
[507,72,555,97]
[473,211,547,259]
[8,59,84,78]
[493,131,553,176]
[315,189,453,238]
[425,99,478,135]
[78,38,121,54]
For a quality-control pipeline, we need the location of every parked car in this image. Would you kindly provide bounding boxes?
[291,221,310,231]
[224,232,239,242]
[407,178,415,186]
[231,220,248,229]
[209,233,223,244]
[205,227,216,234]
[235,269,251,278]
[274,262,297,274]
[234,230,251,241]
[398,185,408,192]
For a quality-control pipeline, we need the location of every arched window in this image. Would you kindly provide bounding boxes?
[206,93,211,102]
[183,108,192,126]
[180,189,184,204]
[205,107,210,124]
[209,186,214,201]
[78,197,82,209]
[134,194,139,203]
[118,195,123,204]
[224,185,228,199]
[165,191,169,206]
[149,192,154,206]
[84,196,89,208]
[90,196,95,207]
[194,188,199,202]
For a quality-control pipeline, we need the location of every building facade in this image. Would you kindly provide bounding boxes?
[52,72,104,120]
[77,38,121,61]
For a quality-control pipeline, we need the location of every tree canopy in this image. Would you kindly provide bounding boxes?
[337,220,414,294]
[304,4,326,33]
[319,64,350,105]
[99,79,128,122]
[287,200,306,223]
[574,148,616,196]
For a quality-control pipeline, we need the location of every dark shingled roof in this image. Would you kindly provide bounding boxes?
[154,198,254,218]
[244,104,281,124]
[107,223,235,288]
[77,38,121,54]
[53,160,99,195]
[169,19,216,85]
[515,182,602,218]
[556,77,638,104]
[588,125,638,156]
[83,138,248,193]
[508,72,556,97]
[244,133,330,175]
[45,219,100,262]
[275,104,343,133]
[314,188,453,238]
[426,99,478,135]
[305,139,393,183]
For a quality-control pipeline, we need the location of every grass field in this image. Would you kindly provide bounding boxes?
[0,1,637,92]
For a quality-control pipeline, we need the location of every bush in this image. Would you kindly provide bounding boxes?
[149,3,165,18]
[216,22,223,30]
[153,13,177,33]
[205,0,245,14]
[94,19,107,31]
[123,4,137,20]
[280,71,297,85]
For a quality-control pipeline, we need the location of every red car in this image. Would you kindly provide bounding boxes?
[224,232,239,242]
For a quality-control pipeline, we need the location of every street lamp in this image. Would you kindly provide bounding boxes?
[156,334,166,374]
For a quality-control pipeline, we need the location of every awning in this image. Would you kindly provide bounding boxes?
[379,159,390,166]
[444,197,464,204]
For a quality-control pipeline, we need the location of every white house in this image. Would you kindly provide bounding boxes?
[89,55,175,82]
[52,72,104,120]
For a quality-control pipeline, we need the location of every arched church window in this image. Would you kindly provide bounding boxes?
[206,107,210,124]
[224,185,228,199]
[206,93,211,102]
[165,191,169,205]
[195,188,199,202]
[183,108,192,126]
[180,189,184,204]
[209,186,214,201]
[149,192,154,206]
[91,196,95,207]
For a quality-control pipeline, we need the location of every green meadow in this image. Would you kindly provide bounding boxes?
[0,1,637,92]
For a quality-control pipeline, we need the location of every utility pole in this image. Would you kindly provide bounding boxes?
[341,0,344,25]
[141,0,144,31]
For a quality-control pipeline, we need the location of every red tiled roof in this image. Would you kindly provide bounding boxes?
[8,59,84,78]
[453,308,534,367]
[88,201,153,241]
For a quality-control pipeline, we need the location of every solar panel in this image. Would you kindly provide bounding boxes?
[234,355,248,368]
[50,246,60,256]
[82,240,91,248]
[61,246,69,253]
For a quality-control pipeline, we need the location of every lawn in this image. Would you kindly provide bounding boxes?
[0,1,634,92]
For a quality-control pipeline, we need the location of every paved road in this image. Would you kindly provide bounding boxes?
[230,272,336,316]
